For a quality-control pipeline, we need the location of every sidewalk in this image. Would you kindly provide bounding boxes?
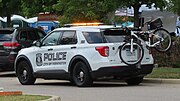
[144,78,180,84]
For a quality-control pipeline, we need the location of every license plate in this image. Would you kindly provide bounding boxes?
[126,49,136,56]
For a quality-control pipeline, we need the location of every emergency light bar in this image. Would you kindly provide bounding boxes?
[64,22,103,27]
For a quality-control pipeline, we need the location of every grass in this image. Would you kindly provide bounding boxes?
[146,67,180,79]
[0,95,51,101]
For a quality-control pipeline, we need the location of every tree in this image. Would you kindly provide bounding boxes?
[21,0,58,17]
[1,0,173,28]
[52,0,168,27]
[166,0,180,15]
[53,0,121,25]
[0,0,21,27]
[118,0,168,27]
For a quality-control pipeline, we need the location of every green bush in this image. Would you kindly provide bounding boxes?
[152,36,180,68]
[172,61,180,68]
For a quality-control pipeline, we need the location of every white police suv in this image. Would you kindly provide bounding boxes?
[14,26,154,87]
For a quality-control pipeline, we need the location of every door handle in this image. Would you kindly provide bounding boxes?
[71,46,77,49]
[48,48,53,51]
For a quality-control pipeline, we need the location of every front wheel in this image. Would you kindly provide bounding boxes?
[153,28,172,52]
[16,61,36,85]
[72,61,93,87]
[119,42,144,66]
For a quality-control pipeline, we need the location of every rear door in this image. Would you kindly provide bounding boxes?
[103,29,153,65]
[103,29,127,65]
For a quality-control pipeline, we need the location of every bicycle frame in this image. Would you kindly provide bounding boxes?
[129,30,161,53]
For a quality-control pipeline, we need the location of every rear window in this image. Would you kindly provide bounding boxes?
[82,32,106,44]
[105,36,126,43]
[103,30,127,43]
[0,30,14,41]
[82,30,127,43]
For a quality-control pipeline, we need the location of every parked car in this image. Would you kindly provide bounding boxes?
[14,26,154,87]
[0,27,46,71]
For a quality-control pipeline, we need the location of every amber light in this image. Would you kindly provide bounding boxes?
[72,22,103,26]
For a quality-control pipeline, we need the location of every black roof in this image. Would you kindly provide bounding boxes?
[0,28,14,31]
[0,27,41,31]
[0,27,45,34]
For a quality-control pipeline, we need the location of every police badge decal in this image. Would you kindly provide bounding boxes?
[36,53,43,66]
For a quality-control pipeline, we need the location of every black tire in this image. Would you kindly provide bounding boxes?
[72,61,93,87]
[153,28,172,52]
[119,42,144,66]
[16,61,36,85]
[125,77,144,85]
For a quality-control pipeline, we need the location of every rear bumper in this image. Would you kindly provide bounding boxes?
[91,64,154,79]
[0,54,17,70]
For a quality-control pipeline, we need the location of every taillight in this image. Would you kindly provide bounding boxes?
[95,46,109,57]
[3,42,20,49]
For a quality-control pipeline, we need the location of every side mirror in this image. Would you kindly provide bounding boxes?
[33,40,42,47]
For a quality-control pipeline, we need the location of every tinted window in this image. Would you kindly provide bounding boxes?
[83,32,105,44]
[18,30,45,41]
[103,30,127,43]
[60,31,77,45]
[19,31,28,41]
[104,36,126,43]
[28,30,45,41]
[43,31,62,46]
[0,30,13,41]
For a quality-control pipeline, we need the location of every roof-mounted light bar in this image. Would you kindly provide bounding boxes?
[64,22,103,27]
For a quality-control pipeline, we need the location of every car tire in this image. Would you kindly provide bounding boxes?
[125,77,144,85]
[72,61,93,87]
[16,61,36,85]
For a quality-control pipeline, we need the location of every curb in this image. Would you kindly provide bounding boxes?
[144,78,180,84]
[40,95,61,101]
[0,91,22,96]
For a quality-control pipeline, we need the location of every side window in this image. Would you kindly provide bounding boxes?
[37,31,45,40]
[42,31,62,46]
[60,31,77,45]
[19,31,28,41]
[28,30,38,41]
[28,30,45,41]
[83,32,105,44]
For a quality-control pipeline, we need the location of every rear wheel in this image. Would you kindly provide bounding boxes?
[16,61,36,85]
[125,77,144,85]
[153,28,172,52]
[119,42,144,65]
[72,61,93,87]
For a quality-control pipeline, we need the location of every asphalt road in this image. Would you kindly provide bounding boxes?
[1,73,180,101]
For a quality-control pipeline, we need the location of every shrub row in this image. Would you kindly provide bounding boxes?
[152,36,180,68]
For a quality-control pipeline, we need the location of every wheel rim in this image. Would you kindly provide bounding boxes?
[19,64,28,81]
[76,69,85,83]
[22,69,28,80]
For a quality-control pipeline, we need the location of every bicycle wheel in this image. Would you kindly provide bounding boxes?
[153,28,172,52]
[119,42,144,65]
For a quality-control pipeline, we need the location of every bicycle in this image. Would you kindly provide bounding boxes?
[119,18,172,65]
